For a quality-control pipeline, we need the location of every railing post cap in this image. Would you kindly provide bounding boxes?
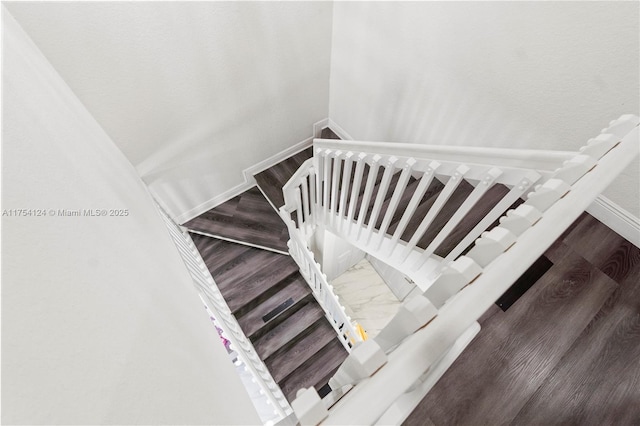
[291,387,328,426]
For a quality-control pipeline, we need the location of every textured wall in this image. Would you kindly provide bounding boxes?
[2,9,260,425]
[329,2,639,216]
[5,1,334,221]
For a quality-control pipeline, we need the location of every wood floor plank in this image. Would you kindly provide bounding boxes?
[320,127,340,139]
[562,213,640,284]
[185,186,289,253]
[511,260,640,426]
[266,320,337,383]
[191,234,253,278]
[254,147,314,208]
[221,255,299,314]
[205,244,285,290]
[406,247,618,426]
[237,275,311,339]
[279,338,348,402]
[253,302,325,360]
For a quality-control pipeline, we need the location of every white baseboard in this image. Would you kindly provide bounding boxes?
[242,136,314,184]
[175,180,254,225]
[327,118,354,141]
[313,118,330,138]
[586,195,640,248]
[176,119,329,225]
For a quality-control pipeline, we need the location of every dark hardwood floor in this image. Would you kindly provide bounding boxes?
[405,213,640,426]
[184,186,290,254]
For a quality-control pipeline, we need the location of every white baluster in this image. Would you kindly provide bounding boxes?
[322,148,332,221]
[365,156,398,245]
[309,167,317,228]
[294,189,303,230]
[401,164,470,262]
[346,153,368,236]
[338,152,355,233]
[374,158,416,250]
[329,151,344,228]
[356,155,382,240]
[444,170,540,262]
[414,167,503,270]
[301,180,310,236]
[388,161,441,255]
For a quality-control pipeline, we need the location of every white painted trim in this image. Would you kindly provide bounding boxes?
[375,322,480,425]
[327,118,354,141]
[188,230,289,256]
[242,136,314,184]
[175,119,329,224]
[175,180,254,225]
[587,195,640,248]
[313,118,330,138]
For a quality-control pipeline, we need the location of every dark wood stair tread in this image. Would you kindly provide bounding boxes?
[279,338,348,402]
[238,274,312,339]
[184,186,289,253]
[191,233,253,277]
[254,147,313,209]
[221,255,300,314]
[320,127,340,139]
[206,245,289,290]
[253,302,325,360]
[266,319,338,383]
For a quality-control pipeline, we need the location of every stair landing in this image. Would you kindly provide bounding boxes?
[184,186,290,254]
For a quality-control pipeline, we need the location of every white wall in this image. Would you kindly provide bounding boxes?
[1,9,260,425]
[5,1,334,222]
[313,229,366,281]
[329,2,640,217]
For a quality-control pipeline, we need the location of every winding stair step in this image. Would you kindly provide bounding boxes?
[185,186,290,253]
[255,147,314,209]
[191,233,253,277]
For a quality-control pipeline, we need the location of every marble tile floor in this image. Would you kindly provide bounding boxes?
[331,259,402,338]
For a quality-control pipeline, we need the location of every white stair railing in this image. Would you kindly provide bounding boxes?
[281,115,639,425]
[155,204,293,422]
[280,160,362,352]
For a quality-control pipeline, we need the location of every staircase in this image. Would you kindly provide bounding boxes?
[174,114,638,425]
[183,154,348,404]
